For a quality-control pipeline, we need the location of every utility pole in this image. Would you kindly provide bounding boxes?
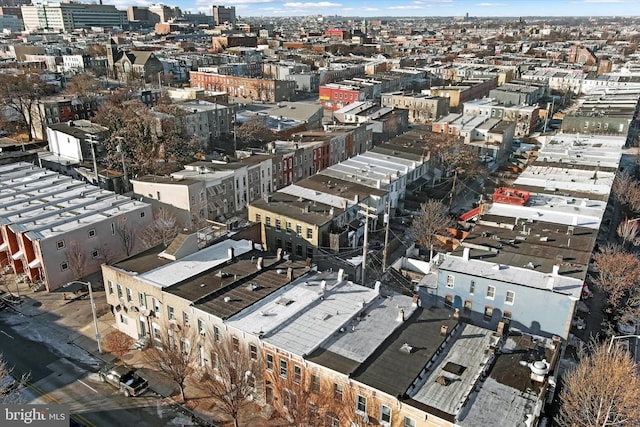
[382,199,391,272]
[115,136,129,193]
[448,169,459,210]
[359,203,377,287]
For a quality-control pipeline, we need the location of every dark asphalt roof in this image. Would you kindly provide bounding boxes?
[349,306,459,398]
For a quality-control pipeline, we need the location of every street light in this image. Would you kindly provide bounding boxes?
[608,334,640,353]
[65,281,102,354]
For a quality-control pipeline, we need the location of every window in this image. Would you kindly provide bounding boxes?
[153,298,160,315]
[168,305,175,320]
[286,221,292,231]
[232,336,240,353]
[255,213,261,222]
[333,383,343,401]
[445,294,453,308]
[380,405,392,425]
[404,417,416,427]
[249,344,257,360]
[117,284,123,298]
[484,306,493,321]
[293,365,302,384]
[126,287,132,302]
[469,280,475,295]
[505,290,515,304]
[139,292,146,308]
[88,229,96,238]
[198,318,204,334]
[140,211,145,218]
[111,223,116,235]
[311,374,320,393]
[266,353,274,371]
[92,250,100,258]
[486,285,495,299]
[183,311,190,327]
[56,240,65,250]
[266,217,271,226]
[275,219,281,229]
[60,262,68,271]
[464,300,472,313]
[296,225,302,234]
[356,395,367,413]
[119,314,128,325]
[247,373,255,389]
[325,415,340,427]
[108,281,114,295]
[214,326,220,342]
[279,359,288,378]
[306,227,313,239]
[503,311,512,321]
[446,275,454,288]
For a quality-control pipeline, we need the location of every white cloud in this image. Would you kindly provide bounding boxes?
[283,1,342,7]
[388,5,424,9]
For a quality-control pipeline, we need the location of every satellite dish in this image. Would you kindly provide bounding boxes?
[142,309,152,317]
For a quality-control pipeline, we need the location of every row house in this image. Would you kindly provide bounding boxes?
[462,98,540,137]
[0,163,152,292]
[332,102,409,144]
[30,95,103,140]
[175,100,235,151]
[319,83,365,111]
[380,92,450,123]
[189,71,296,103]
[429,77,498,111]
[488,82,546,106]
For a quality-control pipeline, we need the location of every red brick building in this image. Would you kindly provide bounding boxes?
[190,71,295,103]
[319,84,365,111]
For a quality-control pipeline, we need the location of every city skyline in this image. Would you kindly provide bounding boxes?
[101,0,640,18]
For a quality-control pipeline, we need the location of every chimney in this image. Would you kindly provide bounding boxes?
[256,257,263,270]
[320,280,327,293]
[276,248,282,260]
[412,294,420,307]
[337,268,344,282]
[453,308,460,319]
[396,308,405,322]
[552,265,560,276]
[287,267,293,281]
[374,281,381,294]
[440,324,449,336]
[462,247,470,261]
[228,247,235,260]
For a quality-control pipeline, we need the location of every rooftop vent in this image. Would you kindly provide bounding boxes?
[400,343,413,354]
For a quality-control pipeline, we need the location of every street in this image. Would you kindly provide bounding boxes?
[0,308,196,427]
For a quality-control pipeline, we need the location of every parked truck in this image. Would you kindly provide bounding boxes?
[98,365,149,397]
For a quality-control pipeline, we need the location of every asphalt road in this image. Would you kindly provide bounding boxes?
[0,320,194,427]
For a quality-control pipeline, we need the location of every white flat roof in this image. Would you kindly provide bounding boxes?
[0,163,149,240]
[514,166,615,195]
[138,239,254,288]
[487,193,606,230]
[409,324,497,416]
[537,133,625,169]
[277,185,353,209]
[227,271,379,357]
[439,254,583,299]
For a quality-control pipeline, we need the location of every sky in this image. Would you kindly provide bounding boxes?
[98,0,640,17]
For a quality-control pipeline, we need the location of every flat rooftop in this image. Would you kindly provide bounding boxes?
[249,192,339,225]
[0,162,149,241]
[347,306,459,399]
[514,165,615,197]
[536,133,625,170]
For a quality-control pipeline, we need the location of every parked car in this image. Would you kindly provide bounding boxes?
[98,365,149,397]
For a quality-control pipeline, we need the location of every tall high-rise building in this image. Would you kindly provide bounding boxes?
[210,5,235,25]
[21,3,126,32]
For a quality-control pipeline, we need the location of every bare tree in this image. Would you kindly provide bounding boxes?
[141,208,180,248]
[612,171,640,214]
[593,245,640,309]
[115,216,136,257]
[0,354,29,404]
[0,71,53,141]
[65,240,87,280]
[199,337,260,427]
[103,330,134,361]
[617,217,640,249]
[235,116,276,148]
[144,323,197,402]
[408,199,452,260]
[557,341,640,427]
